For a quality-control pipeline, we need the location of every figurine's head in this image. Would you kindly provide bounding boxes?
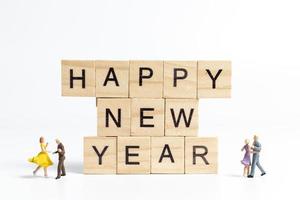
[55,139,61,144]
[39,137,44,143]
[245,139,249,144]
[253,135,258,141]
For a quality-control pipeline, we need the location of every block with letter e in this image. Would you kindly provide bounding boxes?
[117,137,151,174]
[131,98,164,136]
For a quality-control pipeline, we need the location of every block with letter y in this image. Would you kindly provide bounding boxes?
[83,136,117,174]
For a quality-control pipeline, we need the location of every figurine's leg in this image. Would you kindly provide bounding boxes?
[61,160,66,176]
[256,158,266,174]
[249,156,257,176]
[243,166,247,176]
[43,167,48,177]
[33,166,41,175]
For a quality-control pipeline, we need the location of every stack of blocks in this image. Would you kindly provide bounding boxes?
[61,60,231,174]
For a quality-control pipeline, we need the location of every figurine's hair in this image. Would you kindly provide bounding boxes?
[39,136,44,143]
[245,139,249,144]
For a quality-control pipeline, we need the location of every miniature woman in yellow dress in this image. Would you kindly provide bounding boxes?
[28,137,53,177]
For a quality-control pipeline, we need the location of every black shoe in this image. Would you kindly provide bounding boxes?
[61,174,66,176]
[55,176,61,179]
[261,172,266,176]
[247,175,253,178]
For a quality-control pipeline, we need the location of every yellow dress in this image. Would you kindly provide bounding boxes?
[28,143,53,167]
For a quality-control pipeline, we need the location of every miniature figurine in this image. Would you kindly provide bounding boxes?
[53,139,66,179]
[241,139,251,177]
[28,136,53,177]
[248,135,266,178]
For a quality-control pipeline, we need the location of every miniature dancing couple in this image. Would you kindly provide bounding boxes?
[28,137,66,179]
[241,135,266,178]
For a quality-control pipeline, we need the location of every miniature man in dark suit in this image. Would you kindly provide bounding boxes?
[53,139,66,179]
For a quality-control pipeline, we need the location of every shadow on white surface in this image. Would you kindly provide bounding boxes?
[224,173,242,178]
[66,161,83,174]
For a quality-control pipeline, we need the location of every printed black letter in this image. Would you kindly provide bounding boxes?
[103,67,120,86]
[159,144,175,163]
[173,68,187,87]
[170,108,194,127]
[105,108,121,127]
[140,108,154,127]
[139,67,153,86]
[70,69,85,88]
[193,146,209,165]
[92,145,109,165]
[125,146,140,165]
[206,69,222,89]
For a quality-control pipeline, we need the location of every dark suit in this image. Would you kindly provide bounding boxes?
[54,143,66,178]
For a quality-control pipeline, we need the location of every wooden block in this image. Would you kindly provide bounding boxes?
[163,61,197,98]
[61,60,95,96]
[151,137,184,173]
[117,137,151,174]
[131,98,164,136]
[198,61,231,98]
[97,98,131,136]
[129,61,163,98]
[83,136,117,174]
[165,99,198,136]
[95,61,129,97]
[185,137,218,174]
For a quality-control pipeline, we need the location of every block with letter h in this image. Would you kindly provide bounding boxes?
[62,60,231,174]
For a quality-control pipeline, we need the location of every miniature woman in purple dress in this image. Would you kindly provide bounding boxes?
[241,139,251,177]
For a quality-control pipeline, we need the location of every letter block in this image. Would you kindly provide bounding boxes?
[117,137,151,174]
[131,98,164,136]
[95,61,129,97]
[165,99,198,136]
[198,61,231,98]
[129,61,163,98]
[163,61,197,98]
[97,98,131,136]
[61,60,95,96]
[185,137,218,174]
[83,136,117,174]
[151,137,184,173]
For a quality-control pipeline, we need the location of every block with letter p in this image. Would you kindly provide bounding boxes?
[61,60,95,96]
[129,60,163,98]
[163,61,197,98]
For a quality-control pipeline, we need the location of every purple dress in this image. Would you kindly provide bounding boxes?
[241,144,251,166]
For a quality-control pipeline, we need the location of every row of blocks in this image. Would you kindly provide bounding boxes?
[84,136,217,174]
[97,98,198,137]
[62,60,231,98]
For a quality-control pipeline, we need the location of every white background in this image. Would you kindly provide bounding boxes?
[0,0,299,199]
